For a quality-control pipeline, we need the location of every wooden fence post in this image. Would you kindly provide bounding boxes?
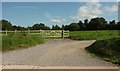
[40,29,43,36]
[62,30,64,39]
[68,30,69,37]
[5,30,7,35]
[15,30,17,34]
[28,30,30,34]
[39,29,41,35]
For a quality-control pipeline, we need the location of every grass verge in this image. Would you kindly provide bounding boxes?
[2,33,44,52]
[85,38,120,65]
[69,30,120,65]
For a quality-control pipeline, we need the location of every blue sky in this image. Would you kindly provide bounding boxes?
[2,2,118,27]
[1,0,119,2]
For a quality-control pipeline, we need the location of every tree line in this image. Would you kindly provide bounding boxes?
[1,17,120,31]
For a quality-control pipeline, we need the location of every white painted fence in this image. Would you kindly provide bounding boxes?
[0,30,69,38]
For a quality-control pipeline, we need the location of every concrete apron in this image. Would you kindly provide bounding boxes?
[1,65,119,71]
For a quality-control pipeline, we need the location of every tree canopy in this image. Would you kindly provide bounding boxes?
[1,17,120,31]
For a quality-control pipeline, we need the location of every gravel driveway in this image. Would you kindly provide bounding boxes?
[2,39,117,67]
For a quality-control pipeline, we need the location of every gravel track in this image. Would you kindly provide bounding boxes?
[2,39,117,67]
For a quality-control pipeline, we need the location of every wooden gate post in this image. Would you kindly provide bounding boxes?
[62,30,64,39]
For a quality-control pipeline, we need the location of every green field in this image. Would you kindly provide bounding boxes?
[2,33,44,52]
[69,30,120,65]
[69,30,119,40]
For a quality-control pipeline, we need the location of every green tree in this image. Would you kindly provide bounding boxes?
[88,17,107,30]
[78,20,84,30]
[64,25,69,30]
[84,19,89,30]
[52,25,61,30]
[32,23,50,30]
[110,20,116,25]
[68,23,80,31]
[117,21,120,30]
[109,20,116,30]
[1,19,12,30]
[12,25,18,30]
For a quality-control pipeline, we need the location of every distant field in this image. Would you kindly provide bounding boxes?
[69,30,120,40]
[2,33,44,52]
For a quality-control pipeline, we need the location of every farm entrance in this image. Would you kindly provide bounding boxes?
[1,30,69,38]
[40,30,69,38]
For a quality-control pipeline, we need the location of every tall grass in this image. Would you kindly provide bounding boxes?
[86,38,120,65]
[2,33,44,52]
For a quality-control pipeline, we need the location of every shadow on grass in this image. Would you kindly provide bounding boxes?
[85,38,120,65]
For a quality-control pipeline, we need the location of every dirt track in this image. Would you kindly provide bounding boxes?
[2,39,116,67]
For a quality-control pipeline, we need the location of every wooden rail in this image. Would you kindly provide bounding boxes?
[0,30,69,38]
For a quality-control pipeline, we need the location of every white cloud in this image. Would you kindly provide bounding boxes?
[80,0,99,2]
[72,2,118,21]
[103,4,118,13]
[50,19,66,23]
[117,0,120,2]
[74,2,103,21]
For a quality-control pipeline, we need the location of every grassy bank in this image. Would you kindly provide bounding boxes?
[2,33,44,52]
[69,30,119,40]
[69,30,120,65]
[85,38,120,65]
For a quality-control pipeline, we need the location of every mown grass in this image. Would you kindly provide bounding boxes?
[69,30,119,40]
[69,30,120,65]
[2,33,44,52]
[85,38,120,65]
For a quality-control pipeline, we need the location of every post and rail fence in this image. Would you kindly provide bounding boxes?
[0,30,69,38]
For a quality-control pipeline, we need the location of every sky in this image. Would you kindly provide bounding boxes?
[2,2,118,27]
[1,0,120,2]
